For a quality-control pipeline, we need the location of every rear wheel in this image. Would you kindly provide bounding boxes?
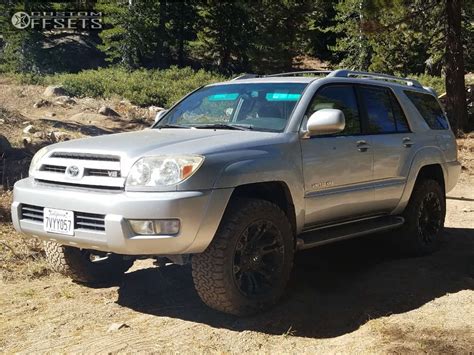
[44,241,134,283]
[397,179,446,255]
[192,198,294,316]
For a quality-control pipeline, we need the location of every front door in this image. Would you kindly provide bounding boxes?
[301,84,375,227]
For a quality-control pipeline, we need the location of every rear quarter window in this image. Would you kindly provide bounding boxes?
[404,90,449,130]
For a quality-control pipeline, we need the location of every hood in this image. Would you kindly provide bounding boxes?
[48,128,282,161]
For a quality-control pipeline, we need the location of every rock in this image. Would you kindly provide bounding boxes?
[22,137,32,145]
[0,119,5,124]
[23,125,37,134]
[53,96,76,106]
[107,323,129,332]
[43,85,67,97]
[148,105,165,115]
[33,99,50,108]
[98,105,120,117]
[49,131,69,142]
[33,132,44,139]
[45,112,56,117]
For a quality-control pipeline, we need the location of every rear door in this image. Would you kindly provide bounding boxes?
[355,85,414,212]
[301,84,375,227]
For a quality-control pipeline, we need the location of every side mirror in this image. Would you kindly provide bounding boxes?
[154,110,168,124]
[306,109,345,137]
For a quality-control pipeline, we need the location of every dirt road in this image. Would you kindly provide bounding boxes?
[0,179,472,353]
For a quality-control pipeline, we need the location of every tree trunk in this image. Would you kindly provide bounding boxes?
[445,0,468,134]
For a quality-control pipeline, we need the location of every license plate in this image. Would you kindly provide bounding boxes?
[44,208,74,236]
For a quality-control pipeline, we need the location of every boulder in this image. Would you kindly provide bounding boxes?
[49,131,69,142]
[43,85,68,97]
[23,125,37,134]
[148,106,165,118]
[98,105,120,117]
[33,99,50,108]
[53,96,76,106]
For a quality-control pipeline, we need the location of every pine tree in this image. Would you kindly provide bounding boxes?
[190,0,253,73]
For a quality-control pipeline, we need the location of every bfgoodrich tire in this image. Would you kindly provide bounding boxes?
[44,241,134,283]
[192,198,294,316]
[397,179,446,256]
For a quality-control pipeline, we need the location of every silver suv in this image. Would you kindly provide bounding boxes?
[12,70,461,315]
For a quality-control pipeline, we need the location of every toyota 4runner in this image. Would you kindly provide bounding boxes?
[11,69,461,315]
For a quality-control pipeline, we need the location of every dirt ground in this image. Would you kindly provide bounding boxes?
[0,79,473,353]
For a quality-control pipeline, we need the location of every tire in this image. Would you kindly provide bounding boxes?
[192,198,294,316]
[44,241,134,283]
[396,179,446,256]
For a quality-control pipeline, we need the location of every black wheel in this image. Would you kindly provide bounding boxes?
[397,179,446,255]
[44,241,134,283]
[192,198,294,316]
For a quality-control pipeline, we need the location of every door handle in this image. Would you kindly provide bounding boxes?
[356,140,369,152]
[402,137,413,147]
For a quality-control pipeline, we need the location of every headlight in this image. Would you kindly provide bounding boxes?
[126,155,204,187]
[29,147,49,176]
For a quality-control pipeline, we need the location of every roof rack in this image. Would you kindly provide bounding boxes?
[231,73,259,80]
[265,70,332,77]
[327,69,423,88]
[232,69,423,89]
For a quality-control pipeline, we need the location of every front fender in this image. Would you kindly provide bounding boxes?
[213,148,306,233]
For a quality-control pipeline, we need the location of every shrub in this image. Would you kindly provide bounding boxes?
[47,66,226,107]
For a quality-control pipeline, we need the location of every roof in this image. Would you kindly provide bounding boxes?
[208,69,427,91]
[208,76,315,86]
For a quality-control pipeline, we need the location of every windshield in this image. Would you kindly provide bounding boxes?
[155,83,307,132]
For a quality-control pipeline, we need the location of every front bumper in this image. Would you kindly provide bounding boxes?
[11,178,233,255]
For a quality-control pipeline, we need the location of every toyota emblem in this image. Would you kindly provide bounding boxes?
[66,165,81,178]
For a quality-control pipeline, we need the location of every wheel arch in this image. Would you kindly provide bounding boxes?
[393,146,448,214]
[231,181,298,236]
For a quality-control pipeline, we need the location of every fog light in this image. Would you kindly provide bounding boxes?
[129,219,180,235]
[154,220,180,234]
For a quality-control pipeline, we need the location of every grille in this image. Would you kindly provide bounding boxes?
[38,165,121,178]
[75,212,106,231]
[20,204,106,232]
[50,152,120,162]
[41,164,67,173]
[84,168,121,178]
[21,204,44,222]
[35,151,124,189]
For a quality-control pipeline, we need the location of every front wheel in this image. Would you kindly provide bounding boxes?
[397,179,446,256]
[44,241,134,283]
[192,198,294,316]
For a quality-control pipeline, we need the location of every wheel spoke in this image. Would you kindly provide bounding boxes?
[232,219,285,297]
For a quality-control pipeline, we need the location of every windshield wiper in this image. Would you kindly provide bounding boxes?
[192,123,253,131]
[156,124,189,129]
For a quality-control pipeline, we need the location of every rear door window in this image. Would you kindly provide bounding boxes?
[390,94,410,133]
[358,86,397,133]
[357,85,411,134]
[404,90,449,130]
